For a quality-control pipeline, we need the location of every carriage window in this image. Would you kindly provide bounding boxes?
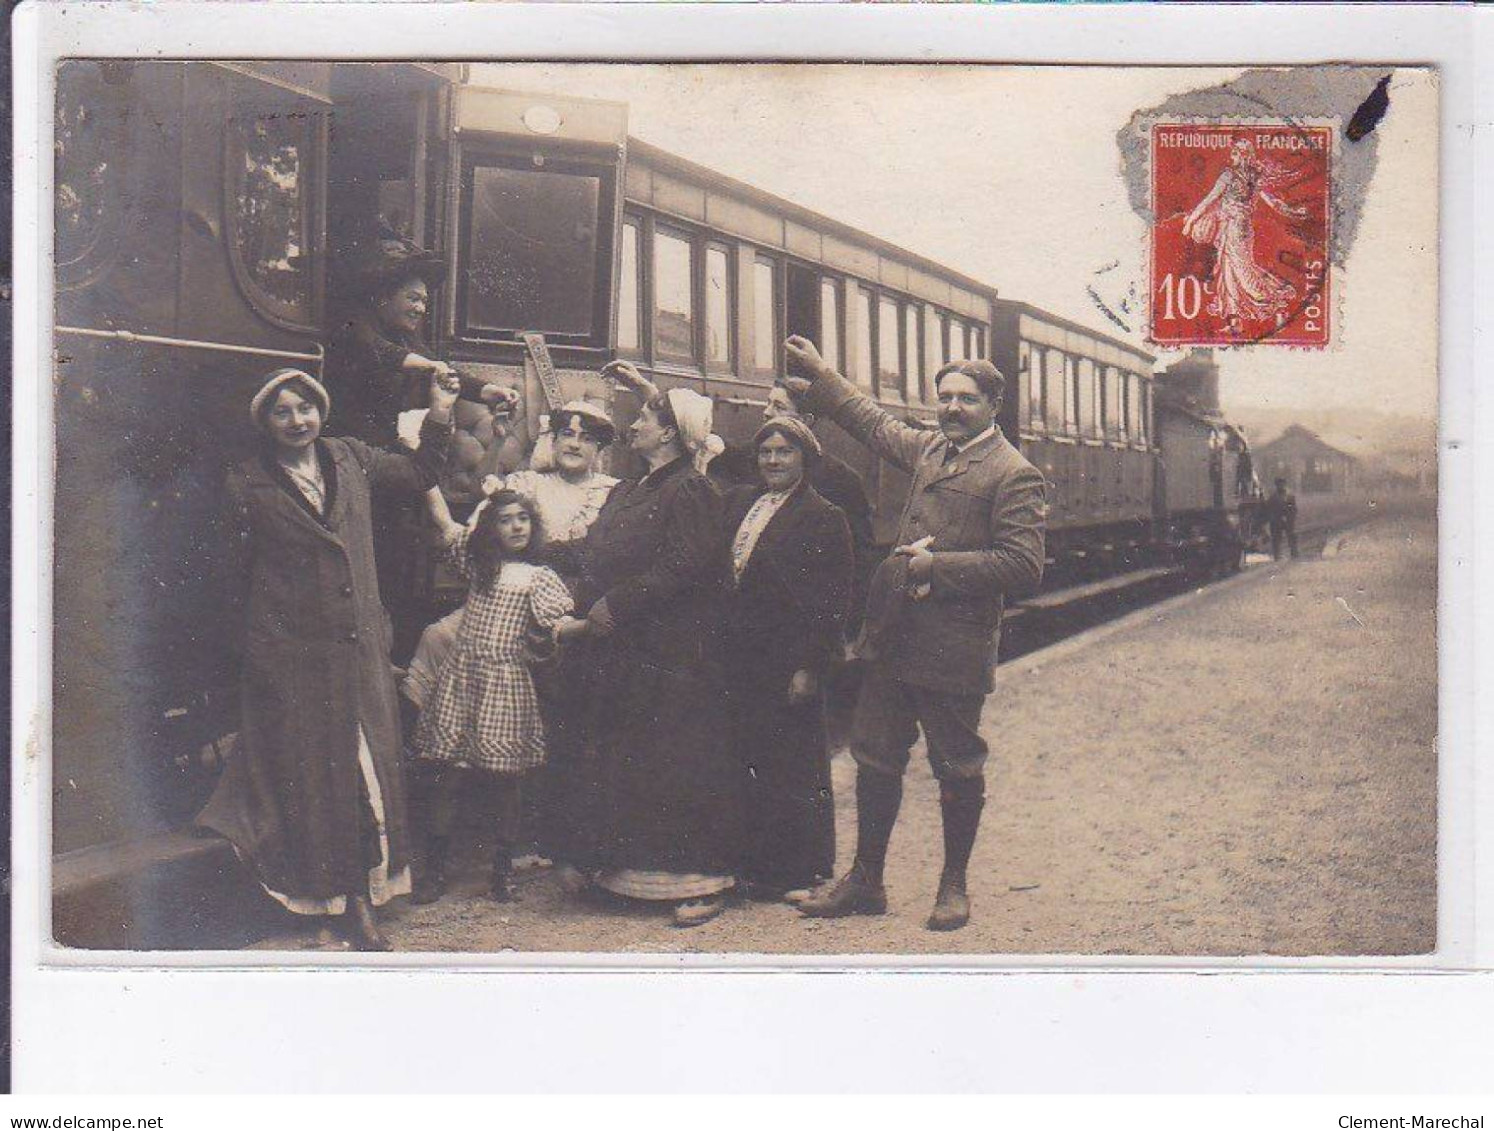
[754,257,779,376]
[819,278,843,374]
[854,287,875,389]
[904,303,920,401]
[229,109,315,326]
[877,295,902,397]
[1098,366,1110,439]
[1058,352,1078,433]
[465,163,603,339]
[1137,381,1150,445]
[1119,371,1132,440]
[923,306,941,401]
[1104,368,1123,440]
[705,243,733,370]
[617,219,641,352]
[972,325,985,360]
[653,228,696,361]
[56,70,129,285]
[1022,343,1043,429]
[1077,359,1099,437]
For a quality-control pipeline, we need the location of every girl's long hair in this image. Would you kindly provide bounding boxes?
[467,488,544,589]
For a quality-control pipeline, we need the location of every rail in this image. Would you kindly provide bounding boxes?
[55,326,325,375]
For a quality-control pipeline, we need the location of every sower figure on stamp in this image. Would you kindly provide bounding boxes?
[782,336,1046,931]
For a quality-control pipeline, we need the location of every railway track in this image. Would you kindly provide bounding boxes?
[999,493,1406,662]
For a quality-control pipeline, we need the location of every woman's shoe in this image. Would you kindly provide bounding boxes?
[341,895,392,952]
[672,896,726,928]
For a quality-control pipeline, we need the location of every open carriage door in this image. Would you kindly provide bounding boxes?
[325,64,462,314]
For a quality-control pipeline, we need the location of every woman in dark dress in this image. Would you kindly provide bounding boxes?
[575,384,742,928]
[197,367,456,950]
[721,417,854,898]
[321,235,516,658]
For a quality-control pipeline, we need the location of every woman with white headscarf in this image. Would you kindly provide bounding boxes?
[571,364,741,927]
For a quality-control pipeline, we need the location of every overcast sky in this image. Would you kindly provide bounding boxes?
[473,63,1438,421]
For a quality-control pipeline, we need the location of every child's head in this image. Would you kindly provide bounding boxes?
[469,488,543,587]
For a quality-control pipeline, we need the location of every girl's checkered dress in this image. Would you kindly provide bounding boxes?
[415,532,575,775]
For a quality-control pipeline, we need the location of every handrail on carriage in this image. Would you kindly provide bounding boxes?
[55,325,325,376]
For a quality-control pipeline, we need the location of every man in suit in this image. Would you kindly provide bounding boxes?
[782,335,1046,931]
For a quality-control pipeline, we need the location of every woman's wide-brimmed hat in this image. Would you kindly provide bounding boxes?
[547,400,618,446]
[250,368,331,428]
[344,231,447,299]
[530,399,616,472]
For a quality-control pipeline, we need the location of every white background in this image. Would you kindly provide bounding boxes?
[11,1,1493,1093]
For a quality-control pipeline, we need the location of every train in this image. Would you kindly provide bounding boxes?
[51,61,1256,941]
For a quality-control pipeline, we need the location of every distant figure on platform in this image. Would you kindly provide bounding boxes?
[1262,477,1299,560]
[783,336,1046,932]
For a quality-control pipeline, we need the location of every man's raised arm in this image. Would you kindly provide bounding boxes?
[783,336,932,475]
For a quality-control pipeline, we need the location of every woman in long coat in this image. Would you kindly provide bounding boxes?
[721,417,854,896]
[198,368,455,950]
[575,386,742,927]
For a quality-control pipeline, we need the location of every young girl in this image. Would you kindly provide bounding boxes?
[414,489,587,901]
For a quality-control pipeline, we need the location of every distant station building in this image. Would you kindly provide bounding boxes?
[1254,425,1362,495]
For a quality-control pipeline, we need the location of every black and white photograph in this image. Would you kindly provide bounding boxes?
[40,56,1446,961]
[12,0,1494,1102]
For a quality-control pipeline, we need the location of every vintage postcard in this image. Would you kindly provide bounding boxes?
[35,57,1441,965]
[13,0,1492,1100]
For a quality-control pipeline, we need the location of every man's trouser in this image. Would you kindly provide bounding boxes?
[849,662,989,782]
[1270,524,1300,561]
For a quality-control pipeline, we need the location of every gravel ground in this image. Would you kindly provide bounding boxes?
[257,504,1437,958]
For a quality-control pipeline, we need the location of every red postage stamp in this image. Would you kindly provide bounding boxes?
[1150,121,1331,348]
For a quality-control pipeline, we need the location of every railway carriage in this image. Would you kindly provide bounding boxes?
[990,301,1160,585]
[51,62,1252,946]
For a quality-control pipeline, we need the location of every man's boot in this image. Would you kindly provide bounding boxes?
[490,841,519,903]
[410,835,449,905]
[927,779,985,932]
[799,768,902,918]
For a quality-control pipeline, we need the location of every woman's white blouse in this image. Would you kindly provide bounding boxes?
[730,489,793,586]
[480,469,619,544]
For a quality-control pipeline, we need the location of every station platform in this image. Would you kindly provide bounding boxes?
[235,500,1435,958]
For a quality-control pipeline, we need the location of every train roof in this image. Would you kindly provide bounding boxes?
[994,299,1158,367]
[625,138,1001,303]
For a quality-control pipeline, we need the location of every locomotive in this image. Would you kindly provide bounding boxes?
[51,61,1253,945]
